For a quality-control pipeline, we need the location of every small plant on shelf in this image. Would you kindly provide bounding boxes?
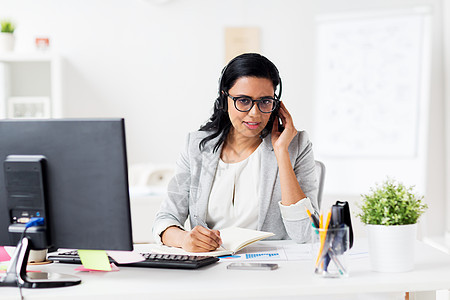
[0,19,16,52]
[0,19,15,33]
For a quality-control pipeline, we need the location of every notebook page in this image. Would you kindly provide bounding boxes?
[220,227,275,253]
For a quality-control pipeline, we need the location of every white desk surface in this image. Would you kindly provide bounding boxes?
[2,240,450,300]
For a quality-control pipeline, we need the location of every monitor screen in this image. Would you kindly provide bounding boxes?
[0,119,133,252]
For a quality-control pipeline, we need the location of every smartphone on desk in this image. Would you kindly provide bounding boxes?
[227,263,278,270]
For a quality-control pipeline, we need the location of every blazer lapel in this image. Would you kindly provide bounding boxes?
[195,137,222,221]
[257,136,278,229]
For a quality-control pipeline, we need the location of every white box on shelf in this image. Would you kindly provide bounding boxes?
[7,96,51,119]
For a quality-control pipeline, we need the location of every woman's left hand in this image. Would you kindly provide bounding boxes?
[271,101,297,153]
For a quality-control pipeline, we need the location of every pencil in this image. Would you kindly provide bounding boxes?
[306,208,320,229]
[315,210,332,267]
[306,208,312,219]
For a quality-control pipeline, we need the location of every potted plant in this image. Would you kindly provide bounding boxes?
[0,19,16,52]
[357,178,427,272]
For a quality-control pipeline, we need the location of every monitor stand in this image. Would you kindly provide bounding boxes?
[0,236,81,288]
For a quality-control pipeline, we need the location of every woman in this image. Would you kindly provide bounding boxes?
[153,53,319,252]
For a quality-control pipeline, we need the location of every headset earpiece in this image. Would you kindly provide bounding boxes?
[276,77,282,100]
[215,98,221,110]
[215,94,227,112]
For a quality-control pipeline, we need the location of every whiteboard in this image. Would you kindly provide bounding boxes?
[315,11,429,158]
[313,8,431,195]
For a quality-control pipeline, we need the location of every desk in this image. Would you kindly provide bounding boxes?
[2,240,450,300]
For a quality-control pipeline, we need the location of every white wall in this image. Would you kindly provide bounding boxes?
[1,0,447,238]
[443,0,450,241]
[1,0,319,165]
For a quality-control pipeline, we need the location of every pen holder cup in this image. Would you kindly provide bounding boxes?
[311,225,350,278]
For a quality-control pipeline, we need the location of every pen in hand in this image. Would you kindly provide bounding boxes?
[193,216,223,247]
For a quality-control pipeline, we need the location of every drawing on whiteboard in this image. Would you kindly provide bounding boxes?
[314,12,428,158]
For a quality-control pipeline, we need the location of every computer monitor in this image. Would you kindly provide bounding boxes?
[0,118,133,288]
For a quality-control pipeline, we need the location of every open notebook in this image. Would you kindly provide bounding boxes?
[150,227,275,257]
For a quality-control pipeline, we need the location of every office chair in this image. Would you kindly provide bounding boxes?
[315,160,326,209]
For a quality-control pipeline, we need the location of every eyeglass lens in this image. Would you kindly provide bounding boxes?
[235,97,276,113]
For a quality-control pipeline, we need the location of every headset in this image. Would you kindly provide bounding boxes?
[215,53,283,112]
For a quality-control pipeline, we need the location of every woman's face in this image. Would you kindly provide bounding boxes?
[226,76,274,140]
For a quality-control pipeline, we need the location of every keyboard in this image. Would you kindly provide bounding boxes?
[48,250,219,270]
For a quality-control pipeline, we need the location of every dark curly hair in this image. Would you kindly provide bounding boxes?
[199,53,282,152]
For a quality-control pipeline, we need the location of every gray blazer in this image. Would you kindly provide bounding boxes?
[153,130,319,243]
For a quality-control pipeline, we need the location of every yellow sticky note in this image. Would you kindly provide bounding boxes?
[77,250,111,271]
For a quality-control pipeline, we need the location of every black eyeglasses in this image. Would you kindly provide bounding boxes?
[225,92,278,113]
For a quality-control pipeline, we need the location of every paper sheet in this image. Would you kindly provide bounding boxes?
[107,250,145,264]
[219,243,368,262]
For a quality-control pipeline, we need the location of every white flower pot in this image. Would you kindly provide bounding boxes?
[367,223,417,272]
[0,33,15,52]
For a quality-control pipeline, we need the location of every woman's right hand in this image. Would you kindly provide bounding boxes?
[180,226,222,252]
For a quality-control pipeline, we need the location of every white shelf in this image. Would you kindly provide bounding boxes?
[0,52,62,118]
[0,52,56,62]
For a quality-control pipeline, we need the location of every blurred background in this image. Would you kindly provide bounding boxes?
[0,0,448,247]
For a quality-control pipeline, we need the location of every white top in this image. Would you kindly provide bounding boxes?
[206,145,261,230]
[206,143,315,231]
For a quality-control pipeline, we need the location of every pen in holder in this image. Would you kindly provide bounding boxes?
[311,225,349,278]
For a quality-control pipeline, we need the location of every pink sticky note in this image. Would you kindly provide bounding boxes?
[75,263,120,272]
[0,247,11,262]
